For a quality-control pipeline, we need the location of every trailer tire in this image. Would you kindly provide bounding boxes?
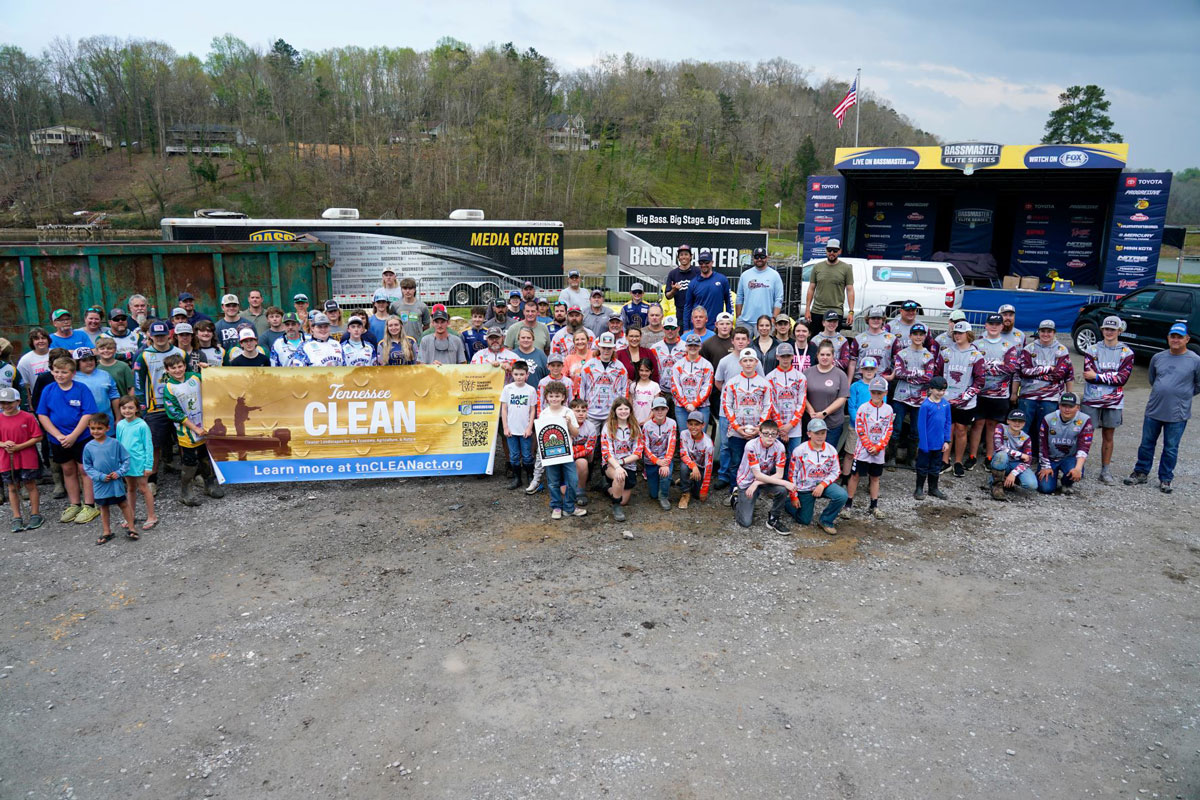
[478,283,501,305]
[450,284,473,306]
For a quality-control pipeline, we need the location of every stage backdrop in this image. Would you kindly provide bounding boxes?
[201,365,504,484]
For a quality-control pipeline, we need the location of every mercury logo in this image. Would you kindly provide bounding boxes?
[1058,151,1089,167]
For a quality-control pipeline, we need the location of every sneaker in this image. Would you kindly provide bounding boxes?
[577,493,589,507]
[612,505,626,522]
[963,456,978,471]
[658,497,671,511]
[1160,481,1173,494]
[724,490,738,508]
[819,522,838,536]
[1098,470,1116,485]
[953,462,965,478]
[74,505,100,524]
[11,518,24,533]
[767,514,791,535]
[571,508,588,517]
[870,506,885,520]
[60,504,81,523]
[678,494,690,510]
[25,514,44,530]
[1123,472,1148,486]
[1060,486,1075,497]
[524,477,543,495]
[551,508,562,520]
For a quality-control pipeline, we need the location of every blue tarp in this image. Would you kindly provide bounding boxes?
[961,288,1117,332]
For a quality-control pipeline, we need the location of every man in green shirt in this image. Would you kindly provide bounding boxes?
[805,239,856,326]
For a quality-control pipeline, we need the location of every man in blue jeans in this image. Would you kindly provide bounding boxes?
[1126,323,1200,493]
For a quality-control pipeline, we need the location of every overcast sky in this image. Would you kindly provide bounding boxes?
[3,0,1197,170]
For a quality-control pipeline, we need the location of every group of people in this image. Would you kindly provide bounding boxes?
[1,247,1197,540]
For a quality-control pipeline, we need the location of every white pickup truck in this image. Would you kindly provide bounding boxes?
[792,257,965,319]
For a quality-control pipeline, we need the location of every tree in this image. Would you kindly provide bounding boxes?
[1041,85,1122,144]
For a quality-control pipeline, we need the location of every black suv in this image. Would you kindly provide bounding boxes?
[1072,282,1200,356]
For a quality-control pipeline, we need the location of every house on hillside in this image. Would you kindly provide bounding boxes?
[544,114,593,151]
[30,125,113,157]
[166,125,255,156]
[388,121,447,144]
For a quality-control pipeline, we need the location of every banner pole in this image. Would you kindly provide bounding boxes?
[854,68,861,148]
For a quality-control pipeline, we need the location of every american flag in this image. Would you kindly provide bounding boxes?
[831,76,858,129]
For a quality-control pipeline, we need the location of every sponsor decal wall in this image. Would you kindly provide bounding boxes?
[801,176,846,261]
[202,365,504,483]
[1102,172,1173,293]
[854,193,937,260]
[948,192,997,253]
[625,207,761,230]
[1009,195,1104,284]
[835,143,1129,171]
[607,228,768,286]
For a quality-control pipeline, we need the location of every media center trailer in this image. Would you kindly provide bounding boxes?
[162,208,564,306]
[800,143,1172,294]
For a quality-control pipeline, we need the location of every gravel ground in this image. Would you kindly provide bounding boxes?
[1,351,1198,800]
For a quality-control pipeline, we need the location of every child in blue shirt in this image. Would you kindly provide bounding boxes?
[915,375,952,499]
[82,413,135,543]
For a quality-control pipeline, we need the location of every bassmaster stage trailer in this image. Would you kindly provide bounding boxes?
[162,209,564,307]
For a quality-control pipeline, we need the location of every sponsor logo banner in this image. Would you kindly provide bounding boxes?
[1102,172,1173,293]
[202,365,504,483]
[940,142,1002,170]
[835,143,1128,171]
[801,175,846,261]
[853,193,936,260]
[1010,194,1105,283]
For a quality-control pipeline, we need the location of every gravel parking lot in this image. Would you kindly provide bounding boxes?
[2,352,1198,799]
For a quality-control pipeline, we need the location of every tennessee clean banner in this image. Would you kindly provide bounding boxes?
[201,365,504,483]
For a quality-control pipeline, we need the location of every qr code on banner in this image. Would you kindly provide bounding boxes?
[461,421,489,448]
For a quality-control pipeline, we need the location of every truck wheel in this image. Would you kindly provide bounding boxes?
[450,284,472,306]
[1073,322,1099,355]
[478,284,500,305]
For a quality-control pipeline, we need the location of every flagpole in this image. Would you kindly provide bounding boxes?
[854,67,861,147]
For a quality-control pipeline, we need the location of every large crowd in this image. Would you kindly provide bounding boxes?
[1,242,1197,541]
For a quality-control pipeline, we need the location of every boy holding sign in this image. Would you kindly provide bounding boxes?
[535,381,587,520]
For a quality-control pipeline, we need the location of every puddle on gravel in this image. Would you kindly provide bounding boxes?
[791,518,918,562]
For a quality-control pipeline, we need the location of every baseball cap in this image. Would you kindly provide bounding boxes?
[148,321,169,336]
[901,300,919,311]
[651,396,669,410]
[826,238,841,249]
[523,280,535,288]
[598,332,616,347]
[869,377,888,392]
[953,320,972,333]
[493,297,507,307]
[309,312,331,326]
[282,312,300,323]
[910,323,927,334]
[607,311,623,323]
[1008,409,1027,422]
[431,308,450,321]
[73,347,95,360]
[591,288,605,297]
[867,305,887,319]
[108,307,128,319]
[221,293,239,305]
[0,387,19,403]
[929,376,948,391]
[508,289,522,298]
[547,352,564,364]
[1038,319,1056,330]
[324,300,339,311]
[238,328,257,341]
[807,418,828,433]
[536,296,549,304]
[567,305,583,313]
[1059,391,1079,406]
[985,313,1004,325]
[685,333,702,346]
[663,315,678,328]
[823,310,841,322]
[485,326,503,338]
[687,411,705,423]
[171,307,187,318]
[752,247,767,258]
[716,311,734,323]
[174,322,194,335]
[739,348,758,360]
[630,283,644,293]
[178,291,195,302]
[859,355,878,369]
[347,316,365,326]
[51,308,71,321]
[948,310,966,322]
[677,243,692,252]
[373,290,389,303]
[1169,322,1189,336]
[775,342,795,357]
[698,250,713,262]
[568,270,580,278]
[293,293,309,303]
[1101,315,1123,329]
[998,303,1016,314]
[381,267,395,274]
[775,313,792,324]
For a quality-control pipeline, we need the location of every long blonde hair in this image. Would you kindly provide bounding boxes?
[379,315,414,364]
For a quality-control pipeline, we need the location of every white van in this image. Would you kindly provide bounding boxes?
[794,257,965,319]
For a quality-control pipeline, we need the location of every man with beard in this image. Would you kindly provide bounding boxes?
[805,239,855,325]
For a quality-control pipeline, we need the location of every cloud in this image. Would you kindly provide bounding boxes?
[882,62,1062,113]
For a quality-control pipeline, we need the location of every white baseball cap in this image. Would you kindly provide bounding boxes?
[238,328,257,341]
[598,332,616,347]
[716,312,735,323]
[663,315,678,328]
[221,294,239,305]
[739,348,759,361]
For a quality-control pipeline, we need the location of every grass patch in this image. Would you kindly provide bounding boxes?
[1159,272,1200,284]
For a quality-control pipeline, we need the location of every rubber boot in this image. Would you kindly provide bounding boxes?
[179,466,201,507]
[989,470,1007,501]
[928,474,947,499]
[914,473,926,499]
[51,460,67,499]
[507,465,523,490]
[200,459,225,498]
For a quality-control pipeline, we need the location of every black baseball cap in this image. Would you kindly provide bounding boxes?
[1007,409,1026,422]
[752,247,767,258]
[929,376,948,391]
[985,313,1004,325]
[1059,392,1079,407]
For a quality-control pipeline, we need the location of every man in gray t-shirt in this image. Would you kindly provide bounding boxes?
[1127,323,1200,492]
[390,278,430,341]
[417,308,466,365]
